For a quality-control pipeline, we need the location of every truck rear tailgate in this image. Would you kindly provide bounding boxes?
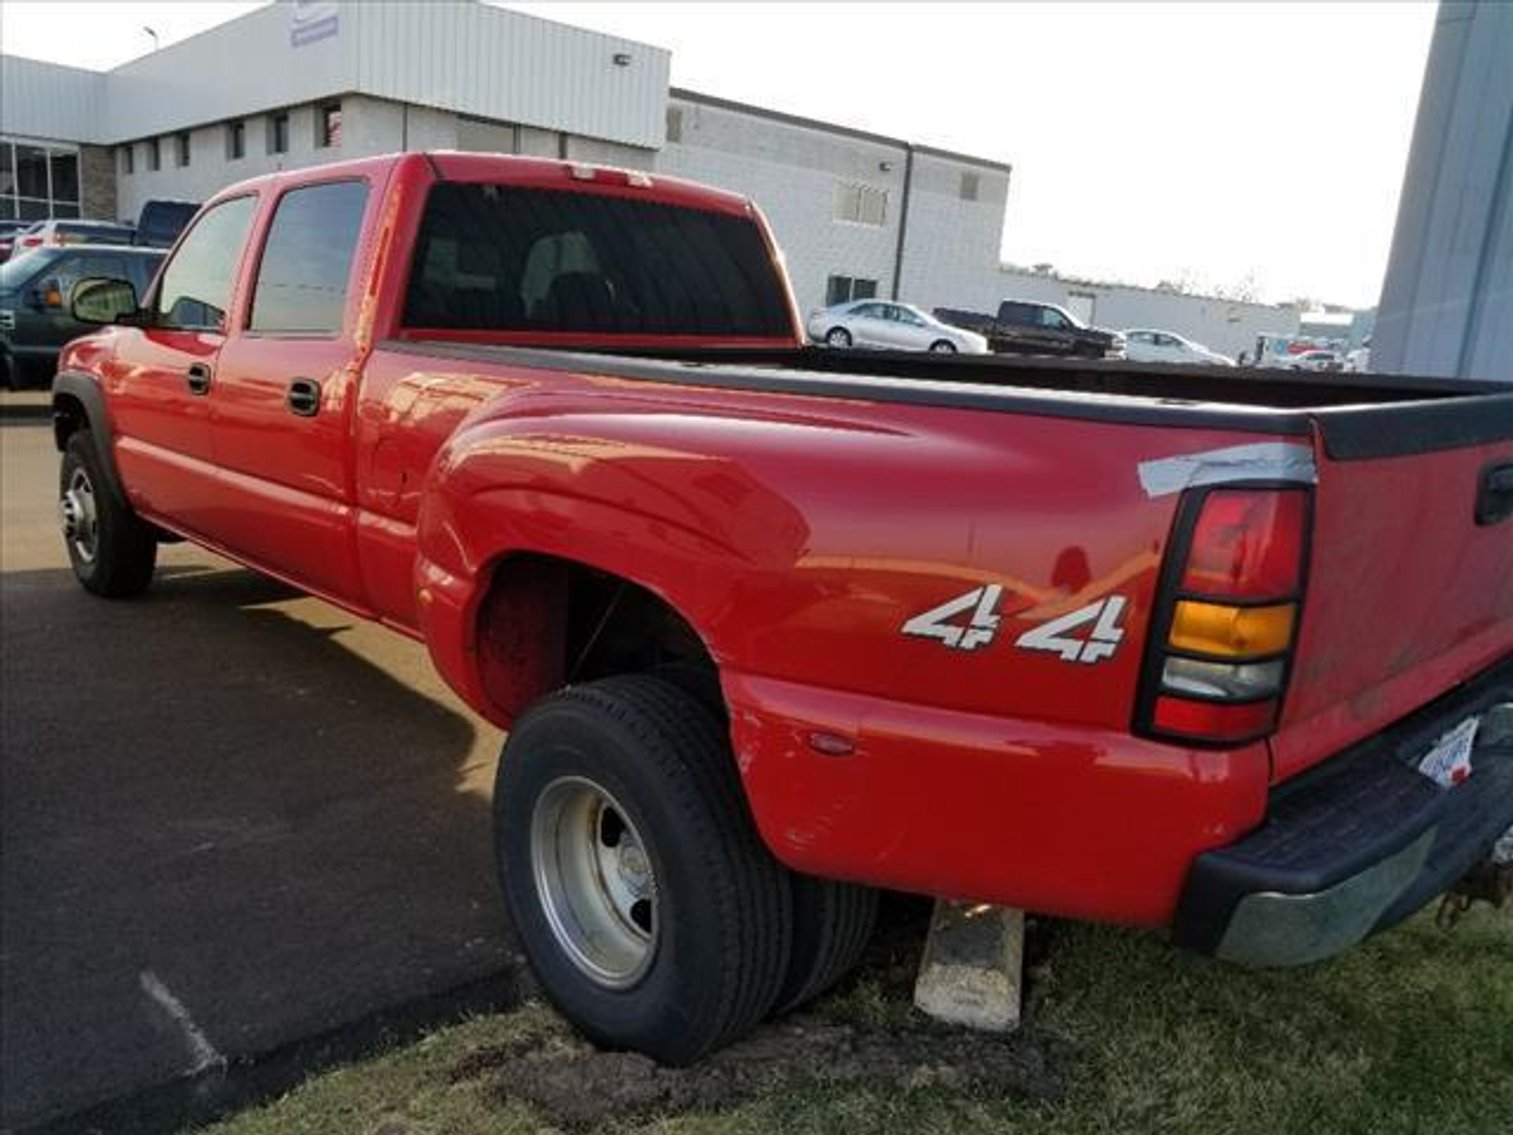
[1274,423,1513,781]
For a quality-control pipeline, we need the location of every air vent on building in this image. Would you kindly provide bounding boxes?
[666,107,683,144]
[834,182,888,227]
[960,172,979,201]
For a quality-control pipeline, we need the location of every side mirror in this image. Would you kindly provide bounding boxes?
[70,277,140,325]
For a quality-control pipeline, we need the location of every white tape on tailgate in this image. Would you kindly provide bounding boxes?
[1138,441,1317,498]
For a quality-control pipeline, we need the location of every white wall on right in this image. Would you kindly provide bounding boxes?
[1373,0,1513,381]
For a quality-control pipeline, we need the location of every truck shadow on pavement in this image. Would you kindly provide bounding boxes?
[1,562,522,1133]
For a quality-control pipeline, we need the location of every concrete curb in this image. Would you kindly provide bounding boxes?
[0,393,53,421]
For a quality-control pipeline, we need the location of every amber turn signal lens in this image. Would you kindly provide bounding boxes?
[1168,600,1295,659]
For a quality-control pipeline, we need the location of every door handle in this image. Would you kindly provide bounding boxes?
[1476,461,1513,526]
[286,377,322,418]
[186,362,212,395]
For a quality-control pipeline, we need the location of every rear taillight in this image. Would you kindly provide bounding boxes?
[1137,486,1311,746]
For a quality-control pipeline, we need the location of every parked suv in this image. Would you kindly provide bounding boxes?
[0,245,164,388]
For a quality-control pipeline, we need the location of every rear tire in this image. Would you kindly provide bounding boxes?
[929,340,957,354]
[495,675,791,1064]
[825,327,852,348]
[60,430,157,597]
[770,874,878,1016]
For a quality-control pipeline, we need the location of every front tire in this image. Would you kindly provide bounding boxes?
[495,675,791,1064]
[60,430,157,597]
[929,340,957,354]
[825,327,852,348]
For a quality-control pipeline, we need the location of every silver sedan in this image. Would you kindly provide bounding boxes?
[807,300,990,354]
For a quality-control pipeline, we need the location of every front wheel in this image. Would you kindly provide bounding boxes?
[60,430,157,597]
[825,327,852,348]
[495,675,792,1065]
[928,340,957,354]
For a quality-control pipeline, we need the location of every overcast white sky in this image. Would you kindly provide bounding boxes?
[1,1,1437,307]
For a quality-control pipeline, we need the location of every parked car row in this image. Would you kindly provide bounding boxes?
[0,198,197,387]
[0,245,165,389]
[811,294,1290,371]
[0,199,198,264]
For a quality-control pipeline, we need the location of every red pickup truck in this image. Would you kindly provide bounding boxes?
[54,153,1513,1064]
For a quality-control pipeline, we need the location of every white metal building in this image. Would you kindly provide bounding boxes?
[1,0,1308,348]
[0,0,1011,317]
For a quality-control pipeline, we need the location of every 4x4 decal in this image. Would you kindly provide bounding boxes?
[900,585,1004,651]
[902,589,1128,663]
[1014,597,1127,664]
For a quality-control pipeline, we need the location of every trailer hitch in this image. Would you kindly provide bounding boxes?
[1436,827,1513,931]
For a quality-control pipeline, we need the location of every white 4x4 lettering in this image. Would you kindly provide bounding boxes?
[901,585,1003,651]
[1015,597,1127,664]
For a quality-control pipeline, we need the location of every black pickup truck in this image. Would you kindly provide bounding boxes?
[935,298,1124,359]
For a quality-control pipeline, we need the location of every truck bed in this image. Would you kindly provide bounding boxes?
[386,339,1513,460]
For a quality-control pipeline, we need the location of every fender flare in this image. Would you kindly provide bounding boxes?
[51,370,128,503]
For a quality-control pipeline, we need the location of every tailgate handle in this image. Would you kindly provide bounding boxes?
[1477,461,1513,526]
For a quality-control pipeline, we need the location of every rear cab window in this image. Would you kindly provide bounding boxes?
[401,183,792,339]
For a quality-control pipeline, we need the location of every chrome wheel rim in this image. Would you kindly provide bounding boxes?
[531,776,658,988]
[826,329,849,347]
[60,466,99,564]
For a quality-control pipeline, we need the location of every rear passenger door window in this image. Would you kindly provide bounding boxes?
[249,180,369,335]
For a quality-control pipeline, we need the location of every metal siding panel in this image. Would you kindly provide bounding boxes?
[0,57,105,142]
[1376,1,1513,380]
[101,5,344,140]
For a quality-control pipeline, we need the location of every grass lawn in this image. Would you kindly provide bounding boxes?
[202,902,1510,1135]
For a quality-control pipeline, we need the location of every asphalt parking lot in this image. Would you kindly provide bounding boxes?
[0,410,519,1130]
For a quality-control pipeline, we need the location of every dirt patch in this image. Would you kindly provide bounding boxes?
[468,1017,1067,1128]
[449,901,1072,1129]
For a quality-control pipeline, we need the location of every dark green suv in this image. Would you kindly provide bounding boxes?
[1,245,164,389]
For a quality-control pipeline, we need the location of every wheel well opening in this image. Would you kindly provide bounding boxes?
[475,554,721,725]
[53,393,86,452]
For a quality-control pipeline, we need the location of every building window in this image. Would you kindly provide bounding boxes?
[960,172,979,201]
[826,275,878,306]
[175,132,191,168]
[833,182,888,226]
[268,112,290,155]
[665,107,683,144]
[122,144,134,176]
[317,103,342,149]
[227,121,246,161]
[147,138,161,172]
[0,141,83,221]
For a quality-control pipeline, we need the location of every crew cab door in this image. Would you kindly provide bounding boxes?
[106,195,257,534]
[208,178,374,603]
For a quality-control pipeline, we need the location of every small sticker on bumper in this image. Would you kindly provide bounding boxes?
[1417,716,1480,789]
